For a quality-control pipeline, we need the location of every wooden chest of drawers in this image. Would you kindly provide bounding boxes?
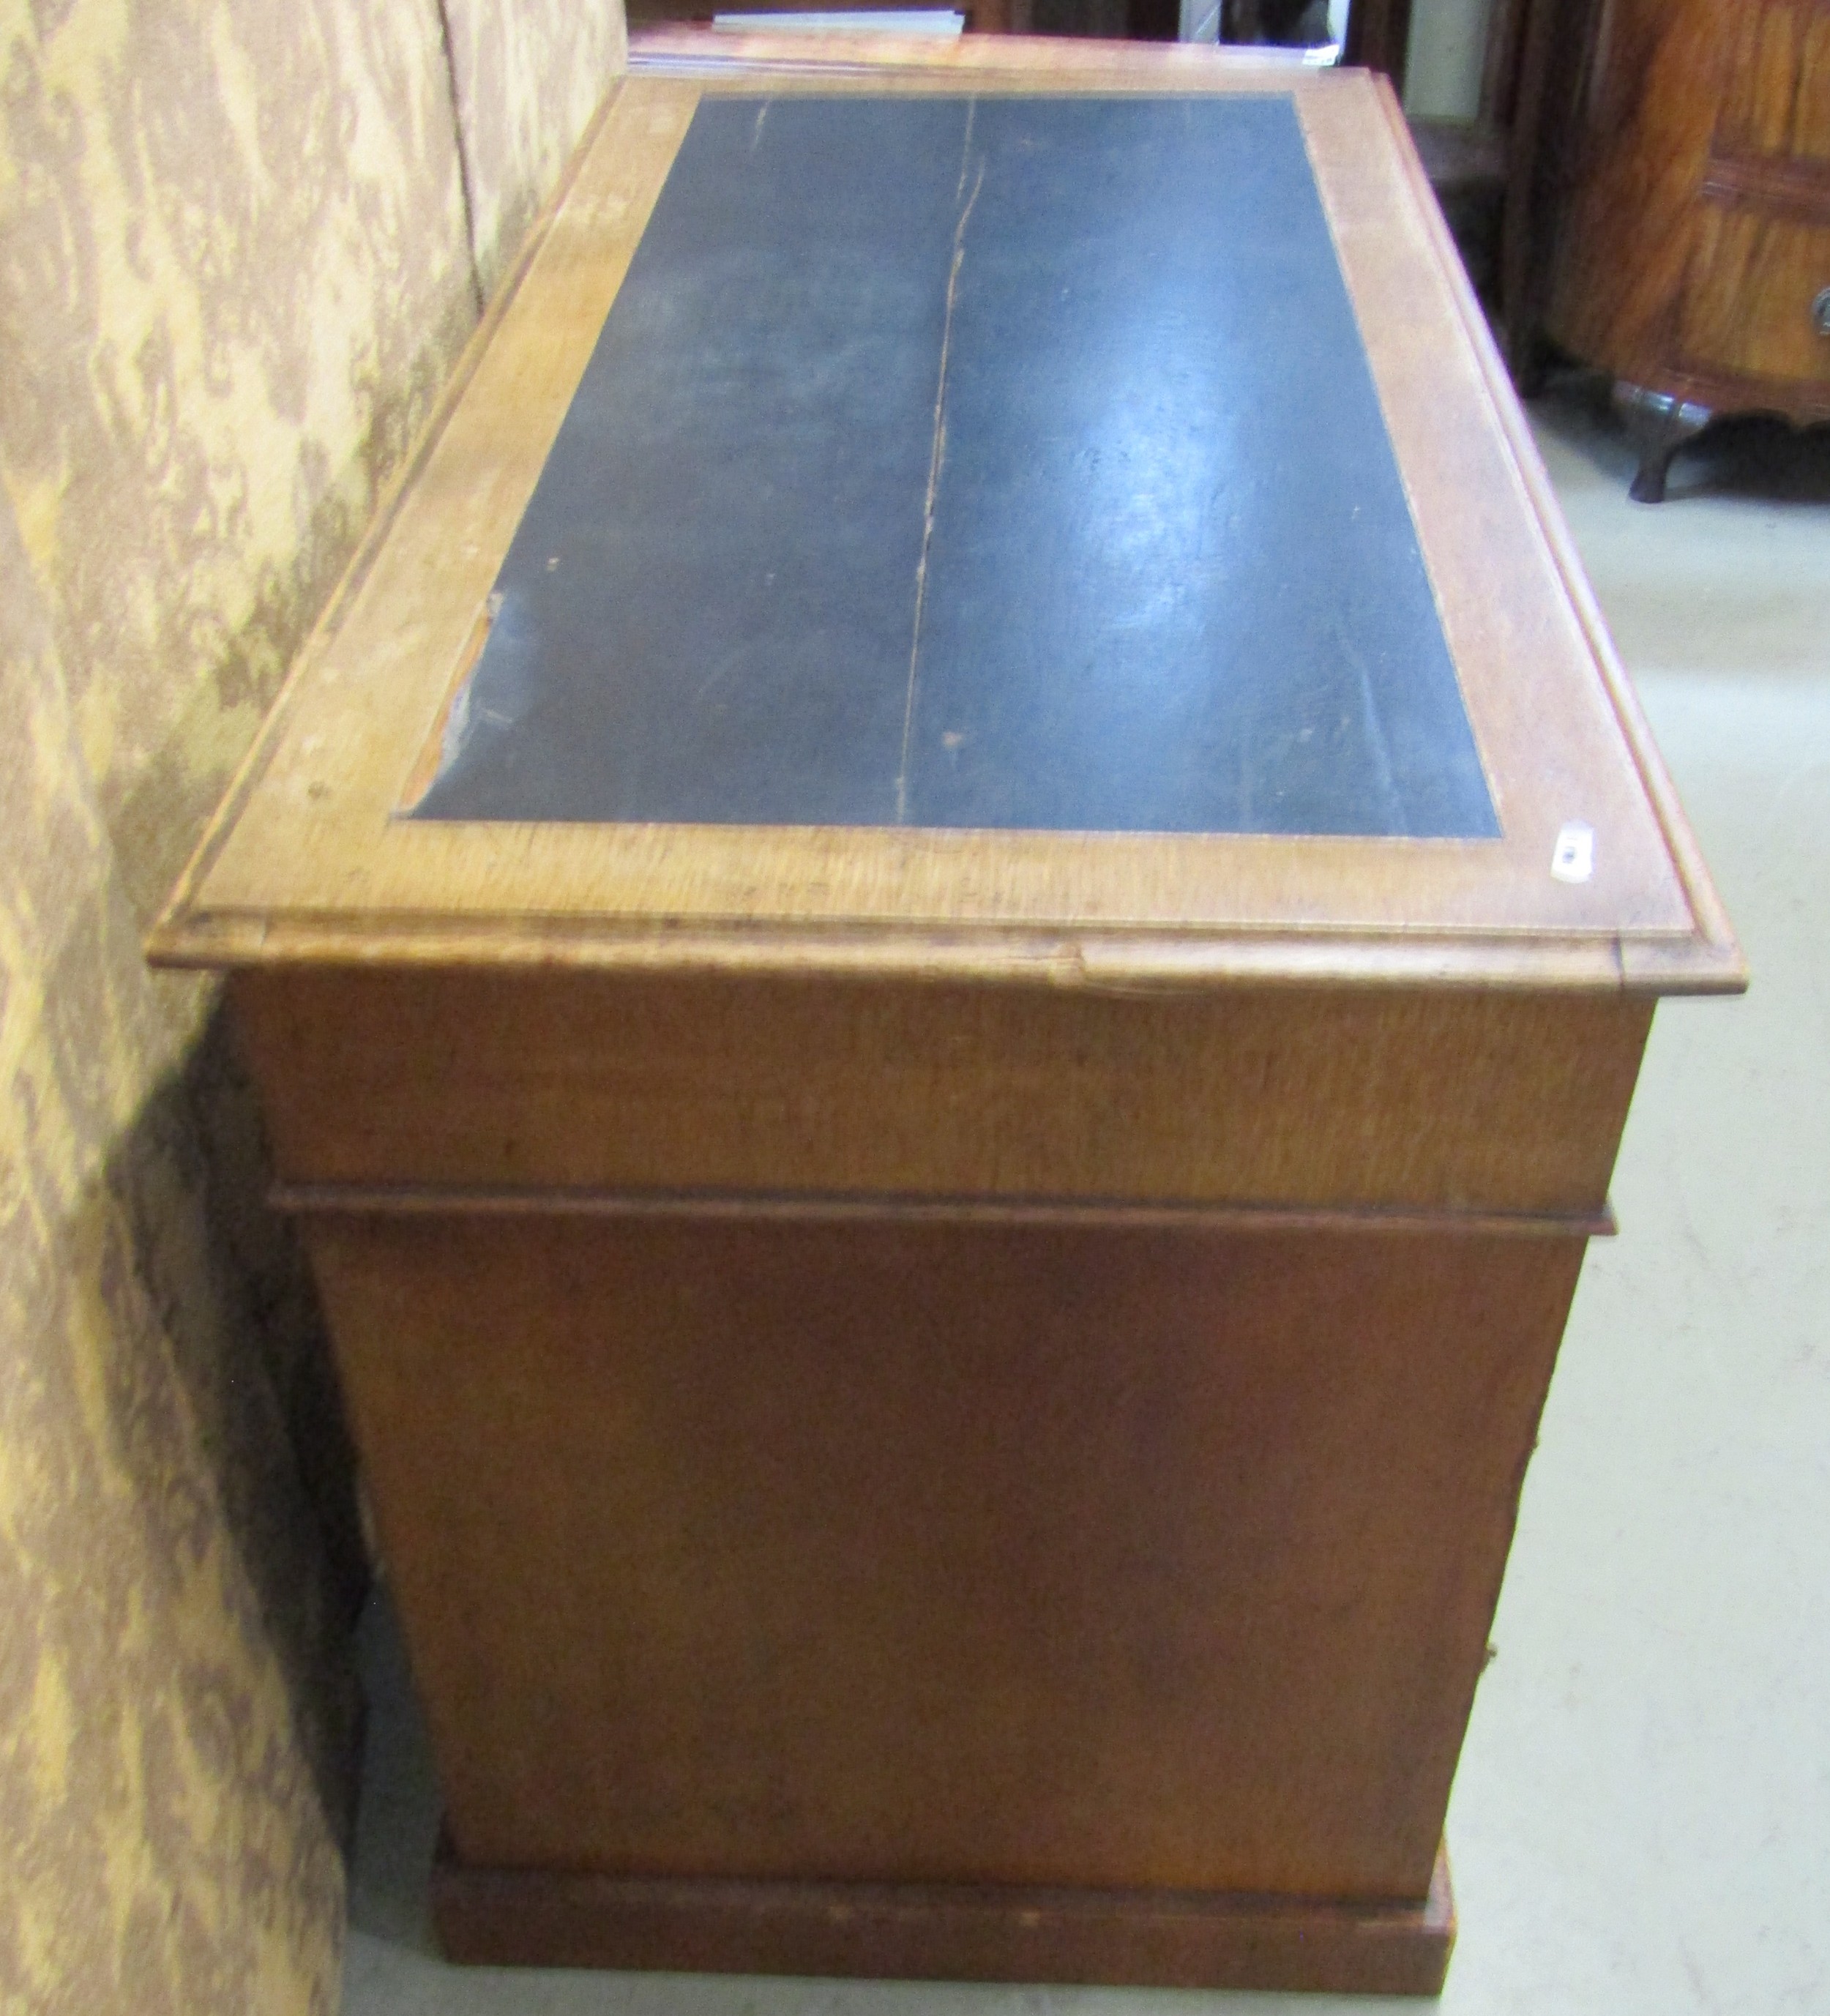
[1543,0,1830,499]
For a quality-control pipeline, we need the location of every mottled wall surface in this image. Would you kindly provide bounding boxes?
[0,1,624,2009]
[446,0,629,291]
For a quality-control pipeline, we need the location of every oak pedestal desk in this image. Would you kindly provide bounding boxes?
[151,38,1744,1999]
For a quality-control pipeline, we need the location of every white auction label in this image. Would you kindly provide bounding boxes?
[1551,822,1595,884]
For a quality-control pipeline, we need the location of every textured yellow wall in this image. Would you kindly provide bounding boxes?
[0,1,625,2008]
[446,0,630,293]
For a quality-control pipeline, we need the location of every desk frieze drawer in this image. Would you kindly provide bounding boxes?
[231,968,1652,1217]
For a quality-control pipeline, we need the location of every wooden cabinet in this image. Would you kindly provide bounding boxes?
[1542,0,1830,499]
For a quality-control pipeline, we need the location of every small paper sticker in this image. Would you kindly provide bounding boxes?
[1551,822,1595,884]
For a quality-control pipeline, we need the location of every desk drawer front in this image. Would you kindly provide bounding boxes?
[1681,202,1830,387]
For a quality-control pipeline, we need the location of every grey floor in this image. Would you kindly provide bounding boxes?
[340,384,1830,2016]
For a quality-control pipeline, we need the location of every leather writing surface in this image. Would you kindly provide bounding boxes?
[414,94,1498,840]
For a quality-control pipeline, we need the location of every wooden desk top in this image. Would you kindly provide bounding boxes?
[149,37,1742,996]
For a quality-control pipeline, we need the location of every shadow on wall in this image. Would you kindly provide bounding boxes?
[108,1000,372,1824]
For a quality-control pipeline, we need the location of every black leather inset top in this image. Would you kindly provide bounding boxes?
[414,94,1497,840]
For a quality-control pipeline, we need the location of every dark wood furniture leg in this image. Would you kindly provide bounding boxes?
[1495,0,1568,385]
[1345,0,1413,92]
[1614,381,1713,504]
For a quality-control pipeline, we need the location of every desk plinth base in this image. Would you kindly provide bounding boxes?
[432,1838,1456,1996]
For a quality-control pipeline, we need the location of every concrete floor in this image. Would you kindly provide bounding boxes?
[339,384,1830,2016]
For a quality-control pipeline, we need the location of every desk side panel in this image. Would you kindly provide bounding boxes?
[231,969,1652,1214]
[307,1208,1586,1899]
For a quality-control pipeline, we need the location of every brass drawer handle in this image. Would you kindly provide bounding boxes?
[1816,287,1830,337]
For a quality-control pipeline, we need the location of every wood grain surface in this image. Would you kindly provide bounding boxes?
[310,1205,1585,1900]
[230,966,1651,1209]
[145,45,1743,998]
[1544,0,1830,422]
[1717,0,1830,165]
[431,1842,1457,1992]
[1681,206,1830,387]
